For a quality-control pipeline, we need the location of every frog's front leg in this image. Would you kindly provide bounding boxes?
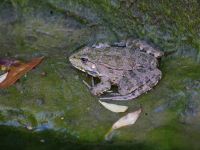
[126,38,164,58]
[90,77,111,96]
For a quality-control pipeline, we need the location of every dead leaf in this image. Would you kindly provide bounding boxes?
[105,108,142,141]
[0,72,8,83]
[0,57,44,88]
[99,100,128,113]
[111,108,142,130]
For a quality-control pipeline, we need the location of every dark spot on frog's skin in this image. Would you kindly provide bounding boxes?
[139,48,146,53]
[108,68,113,74]
[145,77,149,82]
[123,76,130,82]
[136,68,146,73]
[146,79,153,86]
[141,58,147,63]
[128,70,136,77]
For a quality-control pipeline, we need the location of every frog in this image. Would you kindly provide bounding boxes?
[69,38,164,100]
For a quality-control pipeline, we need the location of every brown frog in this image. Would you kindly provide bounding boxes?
[69,39,164,100]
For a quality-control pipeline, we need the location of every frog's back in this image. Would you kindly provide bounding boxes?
[93,47,135,70]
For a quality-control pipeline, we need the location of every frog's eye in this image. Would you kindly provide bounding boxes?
[81,57,88,63]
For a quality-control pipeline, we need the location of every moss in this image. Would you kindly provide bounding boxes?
[147,123,200,150]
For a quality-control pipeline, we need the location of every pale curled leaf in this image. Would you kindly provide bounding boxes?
[112,108,142,130]
[105,108,142,141]
[0,72,8,83]
[99,100,128,113]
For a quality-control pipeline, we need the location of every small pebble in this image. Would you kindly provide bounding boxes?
[26,125,33,130]
[40,139,45,143]
[74,75,79,80]
[41,72,47,77]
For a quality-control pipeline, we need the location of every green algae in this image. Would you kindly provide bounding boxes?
[147,123,200,150]
[0,0,200,149]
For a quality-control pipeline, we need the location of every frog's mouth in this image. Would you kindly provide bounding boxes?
[71,64,86,72]
[87,70,99,76]
[71,64,99,77]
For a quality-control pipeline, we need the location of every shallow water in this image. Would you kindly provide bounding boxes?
[0,0,200,149]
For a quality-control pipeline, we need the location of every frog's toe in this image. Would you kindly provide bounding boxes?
[99,93,135,101]
[82,80,92,89]
[106,92,121,96]
[91,88,100,96]
[91,87,108,96]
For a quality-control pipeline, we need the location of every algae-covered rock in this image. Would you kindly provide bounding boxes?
[0,0,199,149]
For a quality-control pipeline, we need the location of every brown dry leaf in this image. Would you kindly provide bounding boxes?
[0,57,44,88]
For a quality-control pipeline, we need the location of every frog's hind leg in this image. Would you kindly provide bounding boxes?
[126,39,164,58]
[100,84,152,101]
[90,77,111,96]
[82,76,111,96]
[100,68,162,101]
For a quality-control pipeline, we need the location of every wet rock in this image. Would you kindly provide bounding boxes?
[35,99,45,106]
[0,4,17,25]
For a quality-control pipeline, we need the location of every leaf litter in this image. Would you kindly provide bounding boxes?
[105,108,142,141]
[99,100,128,113]
[0,57,44,88]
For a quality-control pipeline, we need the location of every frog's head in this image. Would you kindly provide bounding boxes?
[69,47,99,77]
